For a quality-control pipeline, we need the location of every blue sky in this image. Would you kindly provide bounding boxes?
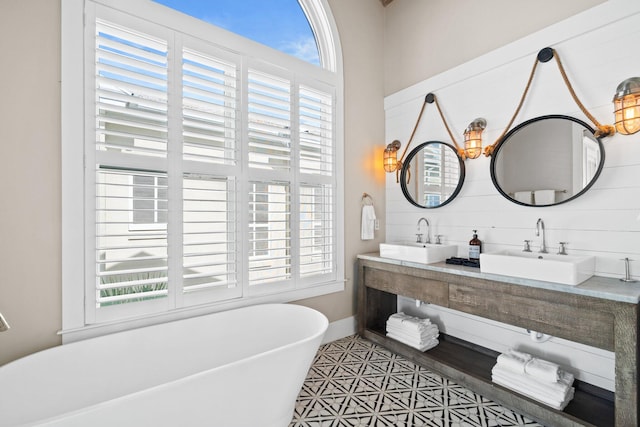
[153,0,319,64]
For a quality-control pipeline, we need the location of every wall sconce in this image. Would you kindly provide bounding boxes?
[613,77,640,135]
[383,94,433,182]
[463,118,486,159]
[383,140,402,172]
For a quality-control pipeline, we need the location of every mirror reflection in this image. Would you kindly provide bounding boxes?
[491,115,604,207]
[400,141,465,208]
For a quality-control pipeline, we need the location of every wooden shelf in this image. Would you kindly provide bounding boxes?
[363,329,614,427]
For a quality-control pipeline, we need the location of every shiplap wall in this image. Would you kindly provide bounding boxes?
[384,0,640,391]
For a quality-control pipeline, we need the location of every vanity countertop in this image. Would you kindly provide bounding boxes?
[358,252,640,304]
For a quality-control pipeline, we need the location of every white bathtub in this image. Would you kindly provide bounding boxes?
[0,303,328,427]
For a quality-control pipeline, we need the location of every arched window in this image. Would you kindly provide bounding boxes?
[153,0,322,66]
[61,0,343,340]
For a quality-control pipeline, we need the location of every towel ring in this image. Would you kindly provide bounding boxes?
[361,193,373,206]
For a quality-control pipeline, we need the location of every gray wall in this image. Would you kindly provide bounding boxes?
[383,0,605,95]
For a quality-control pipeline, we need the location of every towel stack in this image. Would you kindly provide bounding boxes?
[386,312,439,351]
[491,349,575,410]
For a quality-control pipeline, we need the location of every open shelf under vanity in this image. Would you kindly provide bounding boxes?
[363,328,614,427]
[357,254,637,427]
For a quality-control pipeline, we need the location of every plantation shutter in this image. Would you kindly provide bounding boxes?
[247,68,293,288]
[181,42,241,304]
[84,4,340,324]
[94,19,170,310]
[420,144,460,206]
[298,85,335,281]
[443,145,460,197]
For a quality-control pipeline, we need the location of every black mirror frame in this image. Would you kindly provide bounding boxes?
[489,114,605,207]
[400,141,466,209]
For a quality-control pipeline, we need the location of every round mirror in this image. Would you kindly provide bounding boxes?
[490,115,605,207]
[400,141,465,208]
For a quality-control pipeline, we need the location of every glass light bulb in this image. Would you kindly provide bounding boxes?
[383,149,398,172]
[615,94,640,135]
[464,130,483,159]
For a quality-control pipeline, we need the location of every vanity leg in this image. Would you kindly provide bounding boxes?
[357,263,397,336]
[357,261,365,336]
[614,304,639,426]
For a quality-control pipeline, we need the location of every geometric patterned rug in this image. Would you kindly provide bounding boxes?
[290,335,543,427]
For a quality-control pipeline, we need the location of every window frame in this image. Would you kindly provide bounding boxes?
[61,0,344,342]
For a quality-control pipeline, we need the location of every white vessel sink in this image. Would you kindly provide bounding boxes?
[379,242,458,264]
[480,250,595,286]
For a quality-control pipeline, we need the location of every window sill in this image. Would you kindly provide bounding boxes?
[60,280,345,344]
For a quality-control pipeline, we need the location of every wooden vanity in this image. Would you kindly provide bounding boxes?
[357,254,640,427]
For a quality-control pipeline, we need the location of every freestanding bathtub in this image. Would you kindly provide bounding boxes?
[0,303,328,427]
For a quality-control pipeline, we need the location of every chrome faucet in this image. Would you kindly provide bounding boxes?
[416,217,430,244]
[535,218,547,253]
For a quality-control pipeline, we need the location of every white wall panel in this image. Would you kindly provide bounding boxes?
[384,0,640,392]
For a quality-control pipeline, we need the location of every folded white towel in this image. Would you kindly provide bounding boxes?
[496,349,533,374]
[387,333,439,352]
[492,365,574,402]
[387,313,431,332]
[361,205,376,240]
[524,358,561,383]
[508,349,534,361]
[386,323,438,338]
[385,324,439,343]
[534,189,556,205]
[386,316,435,331]
[388,312,429,323]
[496,354,527,374]
[387,332,438,348]
[492,373,574,410]
[514,191,532,204]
